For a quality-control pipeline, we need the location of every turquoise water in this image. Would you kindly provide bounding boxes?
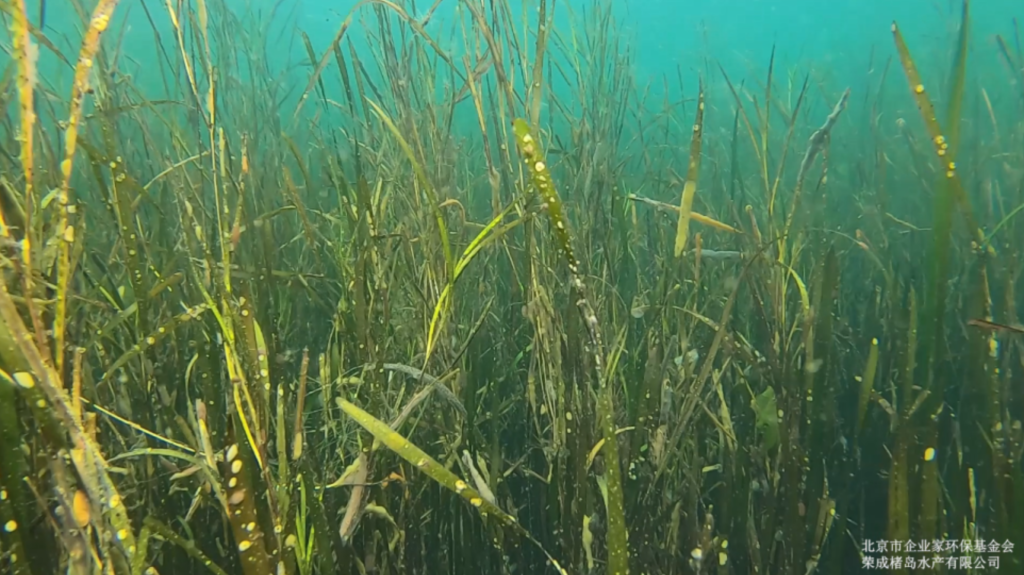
[30,0,1022,108]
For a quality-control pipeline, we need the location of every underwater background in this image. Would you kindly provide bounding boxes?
[1,0,1024,574]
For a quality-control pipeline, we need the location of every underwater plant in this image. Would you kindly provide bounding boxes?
[0,1,1021,574]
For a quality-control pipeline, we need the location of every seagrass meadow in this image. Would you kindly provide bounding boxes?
[0,0,1022,573]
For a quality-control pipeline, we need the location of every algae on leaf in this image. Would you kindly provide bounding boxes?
[674,81,706,257]
[752,386,779,451]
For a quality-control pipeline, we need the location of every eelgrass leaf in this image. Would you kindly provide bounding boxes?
[338,398,570,574]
